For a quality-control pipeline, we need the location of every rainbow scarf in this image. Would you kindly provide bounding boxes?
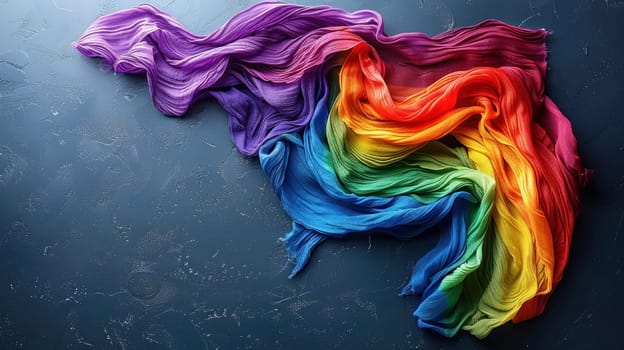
[74,1,587,338]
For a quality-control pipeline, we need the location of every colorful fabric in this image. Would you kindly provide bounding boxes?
[74,2,587,338]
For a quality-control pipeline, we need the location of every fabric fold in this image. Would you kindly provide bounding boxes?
[75,1,587,339]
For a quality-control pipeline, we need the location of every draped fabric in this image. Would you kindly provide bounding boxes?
[74,1,587,338]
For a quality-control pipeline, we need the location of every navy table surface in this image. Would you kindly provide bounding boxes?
[0,1,622,349]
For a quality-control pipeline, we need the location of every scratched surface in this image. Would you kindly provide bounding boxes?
[0,0,622,349]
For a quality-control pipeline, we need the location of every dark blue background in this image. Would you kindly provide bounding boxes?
[1,1,622,349]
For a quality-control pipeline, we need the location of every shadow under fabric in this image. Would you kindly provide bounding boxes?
[73,1,588,338]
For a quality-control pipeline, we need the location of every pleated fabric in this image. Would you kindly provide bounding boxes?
[74,1,587,338]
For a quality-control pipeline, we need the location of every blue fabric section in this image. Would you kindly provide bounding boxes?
[281,222,328,278]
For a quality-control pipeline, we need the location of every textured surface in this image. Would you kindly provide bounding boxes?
[0,0,622,349]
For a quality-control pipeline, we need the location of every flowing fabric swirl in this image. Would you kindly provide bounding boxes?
[74,1,587,338]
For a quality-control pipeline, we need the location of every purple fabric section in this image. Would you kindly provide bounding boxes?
[73,1,547,156]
